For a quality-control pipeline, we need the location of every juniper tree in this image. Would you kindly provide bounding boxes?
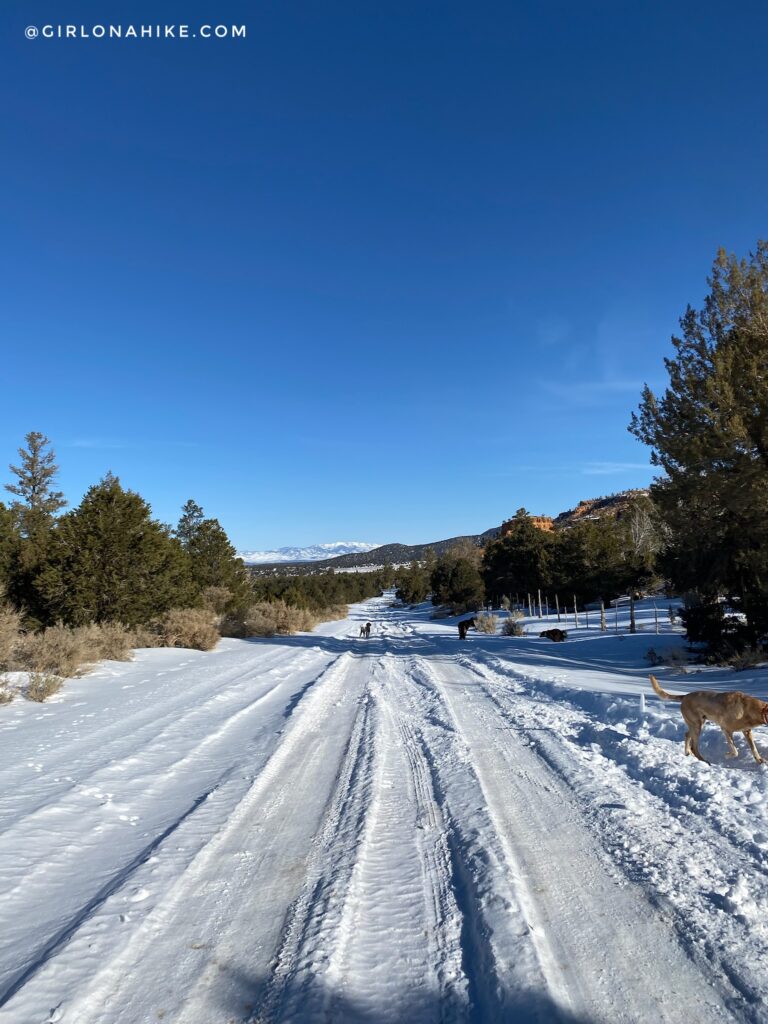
[0,503,19,591]
[430,545,485,612]
[481,509,554,606]
[38,474,195,626]
[176,500,251,609]
[630,242,768,639]
[186,517,251,607]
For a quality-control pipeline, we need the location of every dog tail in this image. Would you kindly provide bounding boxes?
[649,674,682,702]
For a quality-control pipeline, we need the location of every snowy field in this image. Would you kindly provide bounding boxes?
[2,597,768,1023]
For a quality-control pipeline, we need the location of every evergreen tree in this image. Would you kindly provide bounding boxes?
[4,432,66,619]
[482,509,554,605]
[5,431,65,559]
[430,545,485,612]
[38,474,195,626]
[0,502,20,591]
[176,499,205,549]
[187,518,250,601]
[395,563,430,604]
[630,242,768,639]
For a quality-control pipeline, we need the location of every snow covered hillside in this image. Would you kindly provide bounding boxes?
[238,541,379,564]
[1,598,767,1022]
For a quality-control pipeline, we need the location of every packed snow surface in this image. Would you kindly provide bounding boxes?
[2,597,768,1023]
[237,541,379,564]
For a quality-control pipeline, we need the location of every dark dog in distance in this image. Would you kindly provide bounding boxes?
[364,622,371,639]
[458,617,476,640]
[650,674,768,765]
[540,628,567,642]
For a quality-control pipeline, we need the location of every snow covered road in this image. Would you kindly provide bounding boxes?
[2,598,767,1023]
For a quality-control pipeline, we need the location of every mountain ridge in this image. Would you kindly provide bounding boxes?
[238,541,379,565]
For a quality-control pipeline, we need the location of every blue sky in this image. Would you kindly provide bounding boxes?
[2,1,767,549]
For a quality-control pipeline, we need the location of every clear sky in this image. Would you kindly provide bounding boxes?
[2,1,767,549]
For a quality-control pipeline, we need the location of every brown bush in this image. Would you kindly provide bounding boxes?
[127,624,162,648]
[26,671,64,702]
[475,613,499,634]
[0,682,14,705]
[221,601,348,638]
[76,622,134,663]
[502,618,526,637]
[0,603,23,670]
[17,624,88,677]
[160,608,219,651]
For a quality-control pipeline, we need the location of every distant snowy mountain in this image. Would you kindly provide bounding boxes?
[238,541,380,565]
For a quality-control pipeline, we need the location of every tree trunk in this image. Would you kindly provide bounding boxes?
[600,600,606,632]
[555,593,560,622]
[573,594,579,628]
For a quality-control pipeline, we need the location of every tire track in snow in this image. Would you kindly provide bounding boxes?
[51,652,371,1024]
[313,656,468,1024]
[232,650,472,1024]
[454,649,768,1016]
[398,655,553,1023]
[0,644,321,832]
[430,652,738,1022]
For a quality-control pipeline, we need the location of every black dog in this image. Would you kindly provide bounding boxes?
[539,628,567,642]
[458,617,476,640]
[364,622,371,639]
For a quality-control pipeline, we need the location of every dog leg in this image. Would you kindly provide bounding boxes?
[721,729,739,758]
[684,712,710,764]
[743,730,764,765]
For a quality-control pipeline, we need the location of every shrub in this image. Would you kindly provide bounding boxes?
[17,624,87,677]
[475,612,498,635]
[729,646,767,671]
[129,624,164,648]
[645,646,689,668]
[76,622,134,662]
[26,671,64,702]
[0,682,14,705]
[160,608,219,651]
[500,595,511,611]
[679,600,751,654]
[503,618,526,637]
[221,600,348,638]
[0,603,22,669]
[201,586,233,615]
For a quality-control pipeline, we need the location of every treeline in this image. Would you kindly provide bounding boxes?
[0,435,378,688]
[0,434,250,636]
[399,241,768,659]
[252,568,391,611]
[396,499,660,619]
